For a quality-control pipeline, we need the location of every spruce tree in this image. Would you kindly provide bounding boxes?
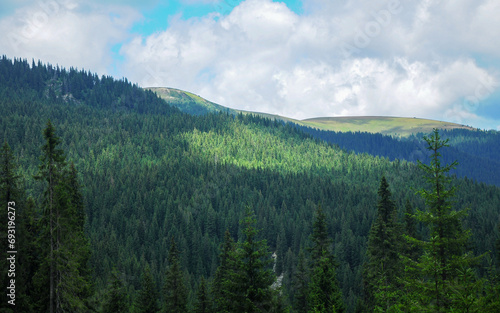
[402,199,420,262]
[163,237,188,313]
[293,249,309,313]
[363,176,402,311]
[234,207,276,312]
[33,121,93,312]
[135,264,159,313]
[307,205,344,313]
[102,268,129,313]
[212,229,238,312]
[407,129,483,312]
[193,276,213,313]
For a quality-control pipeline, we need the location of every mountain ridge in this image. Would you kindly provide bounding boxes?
[147,87,478,136]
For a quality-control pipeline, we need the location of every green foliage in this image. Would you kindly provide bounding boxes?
[135,264,159,313]
[308,206,345,313]
[293,249,309,313]
[193,276,213,313]
[363,176,402,311]
[404,129,484,312]
[102,268,129,313]
[163,238,188,313]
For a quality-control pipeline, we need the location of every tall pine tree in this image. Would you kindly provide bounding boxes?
[33,121,93,312]
[307,205,344,313]
[363,176,402,312]
[405,129,483,312]
[212,229,238,313]
[163,237,188,313]
[135,264,159,313]
[102,268,129,313]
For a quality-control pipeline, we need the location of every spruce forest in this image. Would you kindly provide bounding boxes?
[1,56,500,312]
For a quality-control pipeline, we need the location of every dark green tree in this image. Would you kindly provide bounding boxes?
[163,237,188,313]
[293,249,309,313]
[402,199,420,262]
[135,264,159,313]
[307,205,344,313]
[406,129,483,312]
[193,276,213,313]
[363,176,402,311]
[212,230,238,312]
[235,207,277,312]
[33,121,93,312]
[102,268,129,313]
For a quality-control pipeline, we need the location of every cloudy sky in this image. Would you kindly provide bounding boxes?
[1,0,499,130]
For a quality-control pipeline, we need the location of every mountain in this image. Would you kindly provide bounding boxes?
[149,86,500,186]
[149,87,476,136]
[1,57,500,312]
[301,116,476,136]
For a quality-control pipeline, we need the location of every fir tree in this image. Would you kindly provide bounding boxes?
[407,129,483,312]
[33,121,93,312]
[193,276,213,313]
[293,249,309,313]
[212,229,238,312]
[135,264,159,313]
[307,205,344,313]
[402,199,420,262]
[363,176,402,311]
[163,237,188,313]
[234,207,276,312]
[102,268,129,313]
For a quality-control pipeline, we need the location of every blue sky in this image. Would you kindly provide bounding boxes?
[0,0,499,130]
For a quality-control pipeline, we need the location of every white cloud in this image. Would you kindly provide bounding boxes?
[119,0,500,129]
[0,1,140,74]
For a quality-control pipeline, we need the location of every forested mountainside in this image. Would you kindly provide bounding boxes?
[149,87,500,187]
[1,56,500,312]
[299,127,500,186]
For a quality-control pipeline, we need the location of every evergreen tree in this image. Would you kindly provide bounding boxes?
[363,176,402,311]
[402,199,420,262]
[193,276,213,313]
[406,129,483,312]
[163,237,188,313]
[234,207,277,312]
[307,205,344,313]
[135,264,159,313]
[293,249,309,313]
[102,268,129,313]
[33,121,93,312]
[212,229,238,312]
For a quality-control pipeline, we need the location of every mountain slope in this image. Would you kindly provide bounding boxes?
[302,116,476,136]
[149,87,476,136]
[2,57,500,312]
[149,86,499,185]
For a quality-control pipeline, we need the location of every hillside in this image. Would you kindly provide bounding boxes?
[149,87,476,136]
[302,116,476,136]
[150,87,500,186]
[1,57,500,312]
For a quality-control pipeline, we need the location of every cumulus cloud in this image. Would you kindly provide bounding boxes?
[0,0,140,74]
[119,0,499,128]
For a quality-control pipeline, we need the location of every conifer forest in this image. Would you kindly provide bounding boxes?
[1,56,500,312]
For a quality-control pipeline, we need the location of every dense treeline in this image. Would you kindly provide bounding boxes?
[298,125,500,186]
[1,56,500,312]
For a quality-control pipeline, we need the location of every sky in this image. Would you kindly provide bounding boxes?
[1,0,500,130]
